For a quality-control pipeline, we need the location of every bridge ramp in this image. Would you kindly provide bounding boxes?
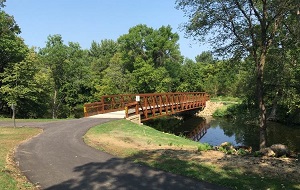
[88,110,125,119]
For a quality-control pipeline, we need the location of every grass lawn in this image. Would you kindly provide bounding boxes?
[85,119,300,190]
[0,127,42,190]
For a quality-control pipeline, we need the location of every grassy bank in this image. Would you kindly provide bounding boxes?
[210,96,241,117]
[0,127,41,190]
[85,119,300,190]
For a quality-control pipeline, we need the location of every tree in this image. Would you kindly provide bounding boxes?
[94,52,130,96]
[0,50,46,118]
[195,51,214,64]
[0,0,6,9]
[40,35,93,118]
[117,24,183,93]
[0,9,28,115]
[89,39,118,77]
[176,0,300,149]
[63,42,93,117]
[39,35,68,119]
[89,39,118,98]
[177,58,203,92]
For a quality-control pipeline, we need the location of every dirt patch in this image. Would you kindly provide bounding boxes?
[87,134,300,183]
[198,101,224,116]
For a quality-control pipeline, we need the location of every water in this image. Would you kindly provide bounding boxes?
[144,115,300,152]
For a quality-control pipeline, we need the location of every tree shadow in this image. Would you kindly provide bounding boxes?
[128,149,300,190]
[45,156,229,190]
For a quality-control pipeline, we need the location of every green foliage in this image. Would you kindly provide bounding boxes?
[116,24,183,93]
[1,3,299,124]
[236,148,248,156]
[0,0,6,9]
[176,0,300,149]
[253,151,263,157]
[197,143,212,152]
[38,35,93,118]
[212,107,229,118]
[0,49,49,118]
[177,58,203,92]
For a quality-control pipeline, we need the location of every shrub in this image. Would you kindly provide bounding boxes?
[197,143,212,152]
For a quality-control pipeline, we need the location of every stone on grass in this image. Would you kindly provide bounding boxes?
[270,144,290,157]
[260,148,276,157]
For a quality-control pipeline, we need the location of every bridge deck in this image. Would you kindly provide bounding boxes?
[88,110,125,119]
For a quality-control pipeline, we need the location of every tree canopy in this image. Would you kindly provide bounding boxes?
[176,0,300,149]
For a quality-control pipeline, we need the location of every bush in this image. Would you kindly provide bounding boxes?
[197,143,212,152]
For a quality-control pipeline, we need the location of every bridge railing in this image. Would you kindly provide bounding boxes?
[134,92,209,121]
[84,92,210,120]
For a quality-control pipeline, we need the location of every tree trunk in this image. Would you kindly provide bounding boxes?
[52,90,57,119]
[267,89,281,121]
[257,53,267,149]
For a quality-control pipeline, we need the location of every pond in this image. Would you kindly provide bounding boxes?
[144,115,300,152]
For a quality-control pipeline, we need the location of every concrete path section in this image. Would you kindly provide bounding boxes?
[88,110,126,119]
[0,119,230,190]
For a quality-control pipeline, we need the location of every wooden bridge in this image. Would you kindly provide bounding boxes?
[84,92,209,122]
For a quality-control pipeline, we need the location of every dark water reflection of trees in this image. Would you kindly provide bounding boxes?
[145,115,300,152]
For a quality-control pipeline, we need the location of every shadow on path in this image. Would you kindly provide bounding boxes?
[46,157,226,190]
[1,118,229,190]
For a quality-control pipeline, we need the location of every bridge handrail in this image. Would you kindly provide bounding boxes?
[84,92,210,119]
[125,101,139,118]
[83,101,103,117]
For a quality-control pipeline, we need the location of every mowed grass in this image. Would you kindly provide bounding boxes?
[0,127,41,190]
[85,120,300,190]
[85,119,205,157]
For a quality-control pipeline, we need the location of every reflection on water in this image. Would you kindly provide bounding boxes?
[144,115,300,152]
[187,120,210,142]
[199,125,242,147]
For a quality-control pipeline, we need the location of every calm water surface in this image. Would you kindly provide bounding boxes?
[145,115,300,152]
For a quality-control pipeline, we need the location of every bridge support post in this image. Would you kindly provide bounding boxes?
[126,114,141,125]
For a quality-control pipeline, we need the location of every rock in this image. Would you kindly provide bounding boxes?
[260,148,276,157]
[270,144,290,157]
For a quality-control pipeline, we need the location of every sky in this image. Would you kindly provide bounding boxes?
[3,0,210,60]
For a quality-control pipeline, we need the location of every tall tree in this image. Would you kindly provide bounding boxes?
[117,24,183,93]
[176,0,300,149]
[0,50,51,118]
[39,35,68,119]
[63,42,92,117]
[89,39,118,98]
[89,39,118,76]
[0,9,28,115]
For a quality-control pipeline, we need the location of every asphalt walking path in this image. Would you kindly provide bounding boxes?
[0,118,230,190]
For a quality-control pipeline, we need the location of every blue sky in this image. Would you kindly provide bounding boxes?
[4,0,210,60]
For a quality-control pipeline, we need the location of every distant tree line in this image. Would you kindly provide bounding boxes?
[0,2,300,130]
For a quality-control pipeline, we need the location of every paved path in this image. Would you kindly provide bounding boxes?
[0,118,230,190]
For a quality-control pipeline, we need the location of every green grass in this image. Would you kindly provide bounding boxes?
[86,119,202,151]
[146,158,299,190]
[86,119,300,190]
[210,96,241,104]
[212,105,234,117]
[210,96,241,117]
[0,127,41,190]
